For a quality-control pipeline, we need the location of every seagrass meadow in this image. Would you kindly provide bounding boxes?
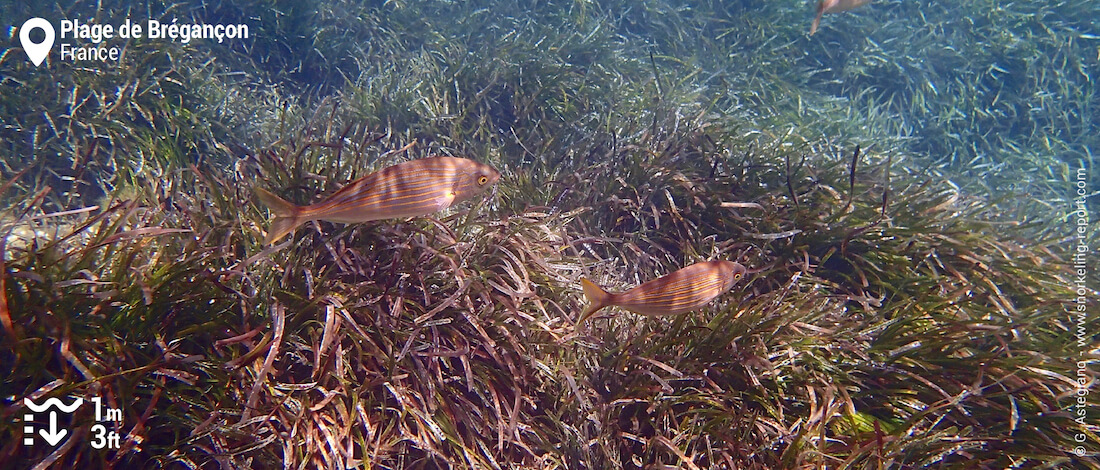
[1,0,1098,468]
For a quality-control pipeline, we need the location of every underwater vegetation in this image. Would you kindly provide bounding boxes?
[1,0,1097,468]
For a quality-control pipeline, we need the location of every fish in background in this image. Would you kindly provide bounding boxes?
[811,0,873,36]
[578,260,748,324]
[256,156,501,245]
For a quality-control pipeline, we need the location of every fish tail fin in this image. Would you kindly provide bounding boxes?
[256,188,303,245]
[810,2,825,36]
[578,278,612,324]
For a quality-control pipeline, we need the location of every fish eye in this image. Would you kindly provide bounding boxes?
[733,272,743,280]
[478,175,489,185]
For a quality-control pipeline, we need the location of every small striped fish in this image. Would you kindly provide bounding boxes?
[578,260,747,323]
[256,156,500,244]
[810,0,872,36]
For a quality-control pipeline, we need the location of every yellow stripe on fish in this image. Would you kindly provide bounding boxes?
[578,260,748,324]
[256,156,500,245]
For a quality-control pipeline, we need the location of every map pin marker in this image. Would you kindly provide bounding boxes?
[19,18,55,67]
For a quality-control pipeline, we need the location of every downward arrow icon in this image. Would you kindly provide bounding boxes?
[39,411,67,446]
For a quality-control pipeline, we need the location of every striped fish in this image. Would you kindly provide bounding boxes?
[578,260,747,324]
[256,156,500,245]
[810,0,872,36]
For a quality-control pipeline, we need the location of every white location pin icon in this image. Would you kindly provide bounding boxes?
[19,18,55,67]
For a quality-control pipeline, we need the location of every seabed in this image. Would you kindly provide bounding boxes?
[1,0,1098,468]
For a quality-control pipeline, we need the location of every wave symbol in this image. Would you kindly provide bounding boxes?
[24,397,83,413]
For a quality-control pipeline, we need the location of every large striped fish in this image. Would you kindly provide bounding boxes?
[256,156,500,245]
[578,260,747,324]
[810,0,872,36]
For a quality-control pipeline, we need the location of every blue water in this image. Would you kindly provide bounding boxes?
[3,0,1096,208]
[1,1,1098,467]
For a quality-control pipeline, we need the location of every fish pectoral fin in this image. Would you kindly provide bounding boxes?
[434,191,458,210]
